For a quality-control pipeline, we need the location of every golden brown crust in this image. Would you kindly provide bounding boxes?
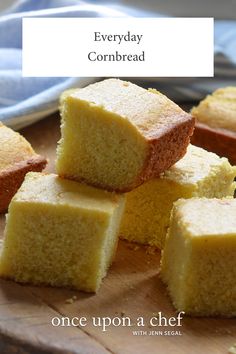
[135,114,195,187]
[191,122,236,165]
[0,156,47,213]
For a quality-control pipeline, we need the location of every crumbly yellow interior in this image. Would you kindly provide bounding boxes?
[120,145,236,249]
[0,122,35,170]
[191,86,236,132]
[56,78,189,191]
[56,96,147,191]
[0,173,125,292]
[161,198,236,316]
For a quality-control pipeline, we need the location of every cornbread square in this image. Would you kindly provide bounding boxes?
[191,87,236,164]
[191,87,236,132]
[0,173,125,292]
[120,145,236,249]
[0,122,47,213]
[56,79,194,192]
[161,198,236,317]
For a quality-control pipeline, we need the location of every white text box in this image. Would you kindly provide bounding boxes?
[22,18,214,77]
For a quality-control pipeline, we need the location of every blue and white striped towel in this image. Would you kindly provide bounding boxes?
[0,0,236,130]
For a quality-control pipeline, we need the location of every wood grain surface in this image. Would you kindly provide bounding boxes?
[0,114,235,354]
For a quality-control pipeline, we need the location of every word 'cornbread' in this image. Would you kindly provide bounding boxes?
[0,122,47,213]
[120,145,236,249]
[0,173,125,292]
[56,79,194,192]
[161,198,236,317]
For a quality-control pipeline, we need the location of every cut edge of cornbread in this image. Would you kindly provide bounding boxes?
[57,95,149,192]
[0,172,126,292]
[161,198,236,317]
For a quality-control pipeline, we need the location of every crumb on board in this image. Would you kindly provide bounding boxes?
[65,295,77,304]
[228,343,236,354]
[125,241,160,255]
[215,328,232,335]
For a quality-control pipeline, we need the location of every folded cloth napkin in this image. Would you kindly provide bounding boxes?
[0,0,236,130]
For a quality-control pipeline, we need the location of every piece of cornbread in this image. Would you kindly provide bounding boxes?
[0,122,47,213]
[161,198,236,317]
[120,145,236,249]
[191,87,236,164]
[0,173,125,292]
[191,86,236,132]
[56,79,194,192]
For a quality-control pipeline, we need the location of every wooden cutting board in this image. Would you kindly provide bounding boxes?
[0,114,235,354]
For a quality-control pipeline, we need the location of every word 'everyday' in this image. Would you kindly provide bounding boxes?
[94,31,143,45]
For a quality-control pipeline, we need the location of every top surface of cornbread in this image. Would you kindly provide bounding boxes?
[0,122,36,170]
[175,198,236,236]
[162,144,236,185]
[71,78,190,137]
[191,87,236,132]
[15,172,120,213]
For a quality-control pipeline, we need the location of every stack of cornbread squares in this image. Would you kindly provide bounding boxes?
[0,79,235,316]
